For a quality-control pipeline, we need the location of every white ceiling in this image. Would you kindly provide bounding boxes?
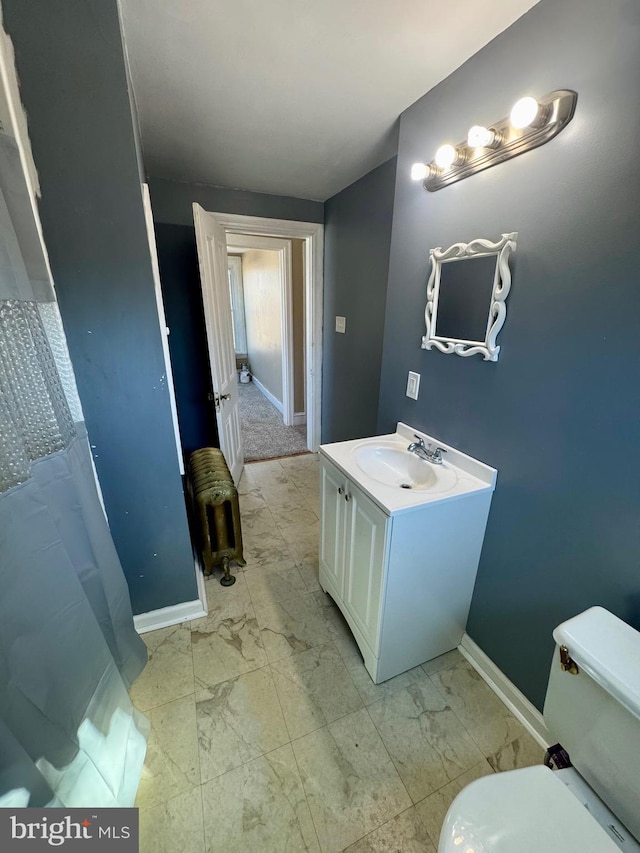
[120,0,539,202]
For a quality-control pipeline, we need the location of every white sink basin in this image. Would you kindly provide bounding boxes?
[353,442,458,492]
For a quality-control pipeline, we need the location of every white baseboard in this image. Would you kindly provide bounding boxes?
[292,411,307,426]
[252,376,283,414]
[194,556,208,617]
[459,633,551,749]
[134,598,207,634]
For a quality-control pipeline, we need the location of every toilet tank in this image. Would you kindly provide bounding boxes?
[544,607,640,842]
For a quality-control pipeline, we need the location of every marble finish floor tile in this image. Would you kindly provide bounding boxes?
[240,504,278,536]
[130,624,194,712]
[255,592,332,663]
[271,642,363,739]
[139,786,204,853]
[201,744,320,853]
[242,528,294,565]
[298,484,320,514]
[244,559,308,610]
[238,489,269,513]
[292,707,412,853]
[136,694,200,811]
[197,569,250,614]
[344,806,437,853]
[487,731,545,772]
[421,649,464,676]
[243,460,290,488]
[341,650,425,706]
[413,760,494,845]
[133,457,542,853]
[430,660,525,755]
[298,557,322,593]
[312,591,361,658]
[191,588,267,689]
[258,481,308,512]
[279,520,321,565]
[368,676,485,802]
[274,502,319,528]
[196,667,289,783]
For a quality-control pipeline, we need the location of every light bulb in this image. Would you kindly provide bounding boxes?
[510,96,542,129]
[410,162,428,181]
[435,144,458,170]
[467,125,497,148]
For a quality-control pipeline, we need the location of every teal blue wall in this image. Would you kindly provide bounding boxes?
[322,158,398,443]
[4,0,198,614]
[377,0,640,708]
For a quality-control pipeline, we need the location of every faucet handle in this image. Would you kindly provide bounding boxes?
[433,446,448,459]
[413,434,425,447]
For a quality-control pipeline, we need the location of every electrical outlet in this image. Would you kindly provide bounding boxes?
[406,371,420,400]
[335,316,346,333]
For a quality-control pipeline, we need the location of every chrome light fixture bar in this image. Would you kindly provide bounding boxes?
[416,90,577,192]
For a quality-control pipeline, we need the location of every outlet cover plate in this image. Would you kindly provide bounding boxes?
[335,316,346,333]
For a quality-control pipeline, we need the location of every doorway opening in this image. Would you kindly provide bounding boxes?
[193,209,323,485]
[226,234,308,462]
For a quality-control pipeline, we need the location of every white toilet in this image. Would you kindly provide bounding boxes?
[439,607,640,852]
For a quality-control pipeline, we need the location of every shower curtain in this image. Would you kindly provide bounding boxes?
[0,128,148,806]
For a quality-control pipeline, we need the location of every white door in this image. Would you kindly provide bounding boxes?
[319,458,346,598]
[343,483,388,651]
[193,203,244,484]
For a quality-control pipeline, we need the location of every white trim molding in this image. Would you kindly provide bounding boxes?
[206,212,323,452]
[142,183,185,474]
[459,633,551,749]
[134,597,207,634]
[252,375,283,414]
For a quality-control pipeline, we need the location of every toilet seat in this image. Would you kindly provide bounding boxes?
[439,765,620,852]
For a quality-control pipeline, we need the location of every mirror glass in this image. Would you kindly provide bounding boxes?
[434,255,497,342]
[421,233,517,361]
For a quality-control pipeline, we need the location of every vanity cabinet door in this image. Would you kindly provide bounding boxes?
[319,458,347,597]
[342,483,388,652]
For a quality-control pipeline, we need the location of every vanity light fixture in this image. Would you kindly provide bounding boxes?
[410,162,429,181]
[509,96,549,129]
[415,89,577,191]
[435,143,464,170]
[467,125,500,149]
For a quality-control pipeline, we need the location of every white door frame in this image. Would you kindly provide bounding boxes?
[227,234,294,426]
[206,212,323,451]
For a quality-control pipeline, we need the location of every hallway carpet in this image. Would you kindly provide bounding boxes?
[238,379,307,461]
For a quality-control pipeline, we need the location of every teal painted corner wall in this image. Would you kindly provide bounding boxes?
[3,0,198,614]
[378,0,640,708]
[322,157,398,443]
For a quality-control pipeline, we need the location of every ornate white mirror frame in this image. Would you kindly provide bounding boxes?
[421,232,517,362]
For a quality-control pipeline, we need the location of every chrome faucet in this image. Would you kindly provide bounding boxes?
[407,435,448,465]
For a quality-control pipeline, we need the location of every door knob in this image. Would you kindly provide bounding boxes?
[344,493,351,502]
[211,392,231,409]
[338,487,344,495]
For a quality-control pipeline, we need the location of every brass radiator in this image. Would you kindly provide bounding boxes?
[187,448,245,586]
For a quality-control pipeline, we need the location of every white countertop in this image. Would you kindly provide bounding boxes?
[320,422,497,516]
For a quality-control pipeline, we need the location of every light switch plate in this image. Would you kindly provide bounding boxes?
[335,316,346,333]
[406,371,420,400]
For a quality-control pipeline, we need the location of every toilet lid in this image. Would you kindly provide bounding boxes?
[439,765,620,852]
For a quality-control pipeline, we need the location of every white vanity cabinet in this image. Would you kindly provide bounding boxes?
[319,428,496,684]
[320,459,388,654]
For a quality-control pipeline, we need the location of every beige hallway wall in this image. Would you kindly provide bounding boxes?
[242,248,283,404]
